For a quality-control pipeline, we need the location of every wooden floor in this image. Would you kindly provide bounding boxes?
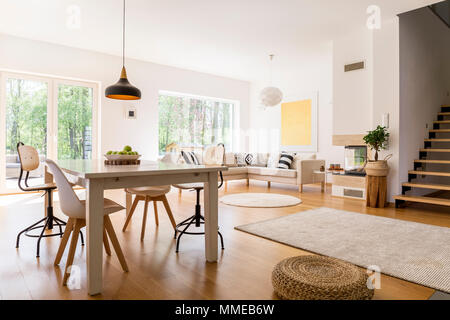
[0,181,449,300]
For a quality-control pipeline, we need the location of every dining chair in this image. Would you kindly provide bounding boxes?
[172,144,225,253]
[15,142,83,257]
[45,159,128,285]
[122,186,177,241]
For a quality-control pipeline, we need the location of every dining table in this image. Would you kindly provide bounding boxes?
[44,159,227,296]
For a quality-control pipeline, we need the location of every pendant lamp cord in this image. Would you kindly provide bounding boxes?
[122,0,126,67]
[269,54,274,85]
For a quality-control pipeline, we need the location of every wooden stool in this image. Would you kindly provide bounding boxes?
[123,186,177,240]
[366,175,388,208]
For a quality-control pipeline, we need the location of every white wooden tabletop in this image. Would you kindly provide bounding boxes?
[55,159,227,179]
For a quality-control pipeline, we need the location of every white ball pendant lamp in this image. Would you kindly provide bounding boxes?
[260,54,283,108]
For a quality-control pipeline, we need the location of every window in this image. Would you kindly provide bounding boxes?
[57,84,94,160]
[0,71,99,192]
[158,92,236,154]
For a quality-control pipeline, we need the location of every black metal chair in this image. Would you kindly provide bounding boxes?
[15,142,84,257]
[173,144,225,253]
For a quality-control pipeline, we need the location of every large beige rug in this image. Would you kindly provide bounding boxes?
[235,207,450,293]
[220,193,302,208]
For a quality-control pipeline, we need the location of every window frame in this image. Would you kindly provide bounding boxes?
[0,70,100,194]
[158,90,240,153]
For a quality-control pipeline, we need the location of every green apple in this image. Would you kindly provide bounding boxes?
[113,151,118,155]
[127,151,133,155]
[123,145,132,152]
[106,151,113,155]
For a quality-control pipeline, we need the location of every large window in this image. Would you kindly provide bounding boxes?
[57,84,93,160]
[158,92,235,154]
[5,78,48,157]
[0,72,99,193]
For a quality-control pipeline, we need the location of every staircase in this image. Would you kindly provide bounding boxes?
[395,105,450,208]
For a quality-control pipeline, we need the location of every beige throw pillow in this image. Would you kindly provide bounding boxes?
[224,152,237,167]
[251,153,270,167]
[267,153,281,168]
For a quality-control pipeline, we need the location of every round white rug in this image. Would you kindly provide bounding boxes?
[220,193,302,208]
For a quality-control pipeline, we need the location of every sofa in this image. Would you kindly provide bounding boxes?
[222,152,325,193]
[163,151,325,193]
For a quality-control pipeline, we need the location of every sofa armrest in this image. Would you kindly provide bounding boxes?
[296,160,326,185]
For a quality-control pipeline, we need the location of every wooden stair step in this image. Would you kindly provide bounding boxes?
[430,129,450,133]
[394,195,450,207]
[434,120,450,124]
[414,159,450,164]
[424,139,450,142]
[419,148,450,152]
[409,170,450,177]
[403,182,450,191]
[438,112,450,116]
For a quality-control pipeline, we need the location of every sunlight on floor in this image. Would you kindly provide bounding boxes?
[0,190,86,207]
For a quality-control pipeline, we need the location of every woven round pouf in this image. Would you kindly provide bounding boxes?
[272,256,374,300]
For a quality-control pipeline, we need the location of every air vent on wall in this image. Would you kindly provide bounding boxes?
[344,61,365,72]
[344,188,364,199]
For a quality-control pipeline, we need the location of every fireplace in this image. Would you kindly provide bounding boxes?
[344,145,367,176]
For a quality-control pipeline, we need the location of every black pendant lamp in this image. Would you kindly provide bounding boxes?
[105,0,141,100]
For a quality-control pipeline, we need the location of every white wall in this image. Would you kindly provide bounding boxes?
[332,20,401,202]
[333,27,374,135]
[248,42,344,167]
[373,19,401,202]
[399,8,450,189]
[0,33,251,160]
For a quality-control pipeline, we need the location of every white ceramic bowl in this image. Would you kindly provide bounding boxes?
[104,154,141,161]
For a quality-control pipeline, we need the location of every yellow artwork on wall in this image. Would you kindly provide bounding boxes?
[281,99,312,146]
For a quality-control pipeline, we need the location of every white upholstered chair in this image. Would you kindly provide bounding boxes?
[45,159,128,285]
[122,185,177,241]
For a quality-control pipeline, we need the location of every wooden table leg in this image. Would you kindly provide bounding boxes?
[86,179,104,295]
[204,172,218,262]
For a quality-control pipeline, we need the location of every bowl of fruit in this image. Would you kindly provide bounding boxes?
[104,146,141,161]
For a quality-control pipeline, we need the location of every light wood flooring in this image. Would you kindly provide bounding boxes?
[0,181,449,300]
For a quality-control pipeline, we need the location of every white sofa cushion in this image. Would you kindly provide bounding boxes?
[247,167,297,178]
[251,153,270,167]
[224,152,238,167]
[160,153,183,164]
[267,153,280,168]
[222,167,248,176]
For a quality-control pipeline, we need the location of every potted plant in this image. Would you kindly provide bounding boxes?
[363,125,390,176]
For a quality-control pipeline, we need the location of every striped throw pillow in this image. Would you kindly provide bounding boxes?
[181,151,200,165]
[277,153,294,169]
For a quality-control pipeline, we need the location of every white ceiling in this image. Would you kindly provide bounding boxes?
[0,0,441,81]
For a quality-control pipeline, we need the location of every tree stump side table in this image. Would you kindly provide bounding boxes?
[366,175,387,208]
